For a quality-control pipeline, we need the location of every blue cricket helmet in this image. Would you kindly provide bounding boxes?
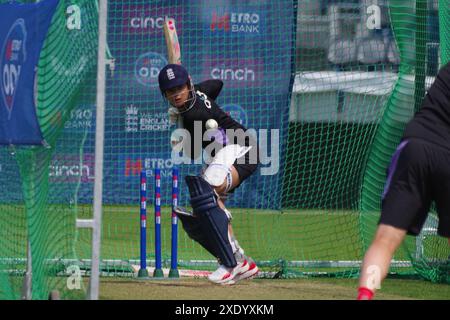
[158,64,189,93]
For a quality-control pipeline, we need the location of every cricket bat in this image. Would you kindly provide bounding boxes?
[163,18,181,65]
[163,18,184,149]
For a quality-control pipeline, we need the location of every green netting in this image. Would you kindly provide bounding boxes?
[84,0,445,281]
[1,0,449,300]
[287,1,398,278]
[0,0,98,299]
[360,0,449,283]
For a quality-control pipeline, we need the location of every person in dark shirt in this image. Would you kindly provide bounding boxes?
[158,64,259,285]
[357,62,450,300]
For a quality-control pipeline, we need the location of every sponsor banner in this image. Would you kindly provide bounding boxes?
[69,0,294,209]
[202,57,264,88]
[114,154,197,205]
[121,5,183,36]
[103,1,294,209]
[119,155,176,180]
[64,104,95,133]
[0,0,59,145]
[205,8,264,37]
[49,153,95,184]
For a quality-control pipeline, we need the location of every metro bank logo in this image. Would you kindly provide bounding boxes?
[210,13,230,32]
[119,156,175,181]
[124,158,143,177]
[209,10,263,35]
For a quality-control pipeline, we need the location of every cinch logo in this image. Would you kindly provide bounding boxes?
[222,104,248,127]
[49,154,95,183]
[203,58,263,88]
[211,67,256,82]
[122,6,182,35]
[130,16,166,30]
[134,52,167,87]
[210,11,261,34]
[1,19,27,119]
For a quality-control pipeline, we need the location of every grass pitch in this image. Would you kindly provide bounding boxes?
[98,277,450,300]
[0,204,447,300]
[74,205,448,300]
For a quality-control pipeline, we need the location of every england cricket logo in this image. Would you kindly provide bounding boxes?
[1,19,27,120]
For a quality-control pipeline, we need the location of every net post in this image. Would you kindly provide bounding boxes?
[88,0,108,300]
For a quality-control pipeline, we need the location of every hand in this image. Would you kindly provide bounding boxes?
[170,130,184,152]
[168,107,180,125]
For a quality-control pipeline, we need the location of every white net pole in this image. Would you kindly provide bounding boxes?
[89,0,108,300]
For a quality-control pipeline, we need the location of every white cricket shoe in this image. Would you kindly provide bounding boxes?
[208,260,250,285]
[232,259,259,283]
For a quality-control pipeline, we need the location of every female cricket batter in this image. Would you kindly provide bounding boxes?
[158,64,259,285]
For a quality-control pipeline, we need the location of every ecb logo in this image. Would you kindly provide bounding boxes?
[134,52,167,87]
[222,104,248,127]
[1,19,27,119]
